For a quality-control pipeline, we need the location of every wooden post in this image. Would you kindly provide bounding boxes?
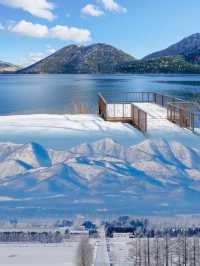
[191,113,195,132]
[131,104,135,125]
[98,93,107,120]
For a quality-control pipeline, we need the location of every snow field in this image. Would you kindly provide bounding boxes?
[0,113,199,150]
[0,114,144,149]
[0,241,79,266]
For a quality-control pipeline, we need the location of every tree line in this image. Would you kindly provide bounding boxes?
[129,235,200,266]
[0,230,67,243]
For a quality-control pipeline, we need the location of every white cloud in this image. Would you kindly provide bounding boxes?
[101,0,127,13]
[81,4,104,17]
[50,25,91,43]
[0,0,55,20]
[9,20,49,38]
[8,20,92,43]
[0,23,4,30]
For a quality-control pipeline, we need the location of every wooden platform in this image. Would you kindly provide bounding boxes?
[98,92,200,134]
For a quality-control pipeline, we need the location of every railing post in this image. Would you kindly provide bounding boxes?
[98,93,107,120]
[154,93,157,104]
[191,113,195,132]
[131,104,134,125]
[145,112,147,133]
[98,94,101,116]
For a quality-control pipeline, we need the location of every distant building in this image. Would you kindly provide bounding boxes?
[70,230,89,238]
[113,233,131,239]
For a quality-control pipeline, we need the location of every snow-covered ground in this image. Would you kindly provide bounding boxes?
[0,242,79,266]
[0,113,199,150]
[0,114,144,150]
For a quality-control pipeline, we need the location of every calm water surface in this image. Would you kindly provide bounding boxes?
[0,74,200,115]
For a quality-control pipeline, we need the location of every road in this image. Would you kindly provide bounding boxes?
[94,228,111,266]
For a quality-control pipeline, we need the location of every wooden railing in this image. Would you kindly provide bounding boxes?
[98,93,107,119]
[132,104,147,133]
[106,103,132,120]
[98,93,148,133]
[99,91,184,105]
[98,91,199,134]
[167,103,200,134]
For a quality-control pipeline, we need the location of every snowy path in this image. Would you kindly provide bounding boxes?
[94,229,111,266]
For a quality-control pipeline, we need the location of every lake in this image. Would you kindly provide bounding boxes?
[0,74,200,115]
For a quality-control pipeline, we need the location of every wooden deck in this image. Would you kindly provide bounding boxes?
[98,92,200,134]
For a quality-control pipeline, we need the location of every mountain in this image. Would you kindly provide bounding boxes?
[5,142,52,168]
[18,43,135,74]
[117,33,200,73]
[117,55,200,74]
[0,60,21,73]
[0,138,199,217]
[144,33,200,64]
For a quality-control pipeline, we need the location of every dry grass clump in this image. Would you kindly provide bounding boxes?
[71,102,91,114]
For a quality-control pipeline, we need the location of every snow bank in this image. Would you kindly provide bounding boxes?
[0,114,144,150]
[0,113,199,150]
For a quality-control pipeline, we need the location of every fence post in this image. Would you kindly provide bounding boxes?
[98,93,107,120]
[145,112,147,133]
[131,104,135,125]
[154,93,157,104]
[138,109,140,130]
[191,113,195,132]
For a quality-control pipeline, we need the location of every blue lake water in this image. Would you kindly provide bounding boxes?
[0,74,200,115]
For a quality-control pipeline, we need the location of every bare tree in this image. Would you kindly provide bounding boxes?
[183,231,188,266]
[147,236,151,266]
[154,237,160,266]
[76,237,93,266]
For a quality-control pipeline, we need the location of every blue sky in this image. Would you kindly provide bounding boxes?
[0,0,200,65]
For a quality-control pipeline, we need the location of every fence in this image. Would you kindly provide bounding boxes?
[98,93,148,133]
[167,102,200,134]
[154,93,184,107]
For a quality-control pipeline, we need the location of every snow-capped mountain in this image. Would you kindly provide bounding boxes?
[0,138,199,217]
